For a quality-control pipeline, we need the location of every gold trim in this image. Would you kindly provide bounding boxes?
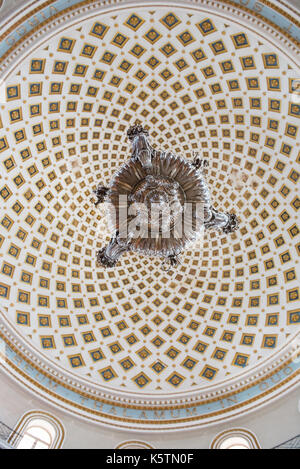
[211,428,261,449]
[0,0,299,71]
[261,0,300,26]
[0,329,299,413]
[115,440,154,449]
[0,1,42,32]
[0,2,299,88]
[0,0,57,42]
[1,355,299,429]
[0,0,299,430]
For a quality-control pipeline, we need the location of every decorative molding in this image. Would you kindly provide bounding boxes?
[0,316,299,431]
[210,427,261,448]
[0,0,299,80]
[0,0,299,432]
[115,440,154,449]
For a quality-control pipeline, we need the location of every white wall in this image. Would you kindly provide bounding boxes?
[0,369,299,449]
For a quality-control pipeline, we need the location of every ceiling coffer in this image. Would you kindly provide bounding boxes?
[94,125,239,269]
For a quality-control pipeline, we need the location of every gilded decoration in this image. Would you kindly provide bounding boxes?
[0,0,299,431]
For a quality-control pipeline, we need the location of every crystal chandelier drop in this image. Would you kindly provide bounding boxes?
[94,125,239,269]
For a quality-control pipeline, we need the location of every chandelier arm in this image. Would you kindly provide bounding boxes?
[96,231,132,268]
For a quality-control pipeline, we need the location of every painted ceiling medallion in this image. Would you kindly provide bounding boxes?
[94,125,239,269]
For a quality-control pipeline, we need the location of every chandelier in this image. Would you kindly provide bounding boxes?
[94,125,239,269]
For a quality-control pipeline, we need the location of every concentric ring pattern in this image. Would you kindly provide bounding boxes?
[0,6,299,394]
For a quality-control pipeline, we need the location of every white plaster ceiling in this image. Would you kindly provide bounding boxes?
[0,5,299,394]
